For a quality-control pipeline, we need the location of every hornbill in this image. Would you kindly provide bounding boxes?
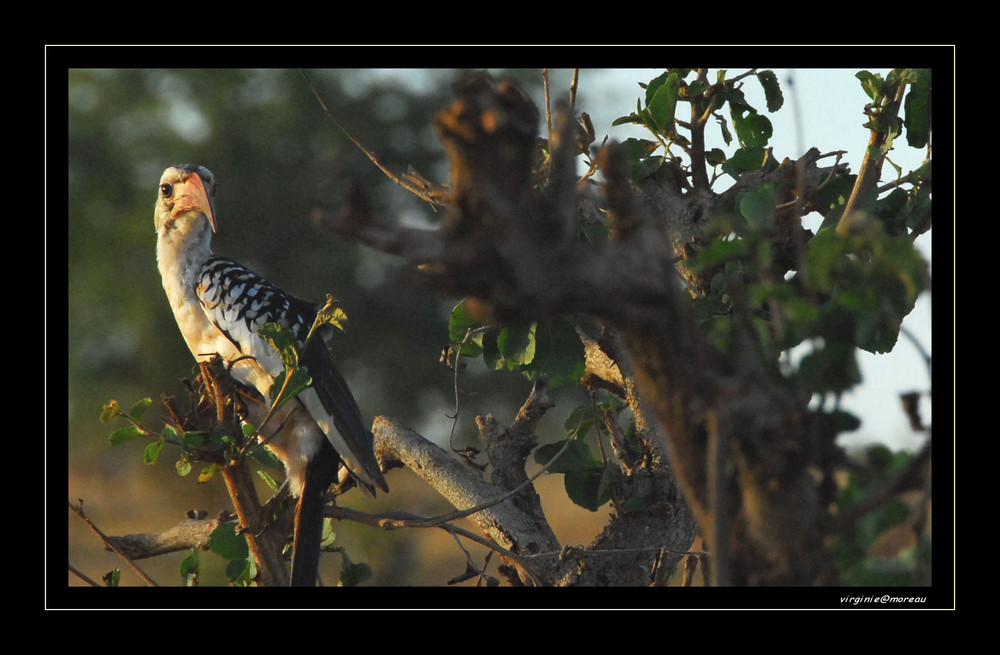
[153,164,388,586]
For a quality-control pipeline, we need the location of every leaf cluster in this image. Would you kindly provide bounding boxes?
[532,396,638,512]
[621,69,931,393]
[101,394,271,480]
[613,68,784,182]
[449,300,645,512]
[447,300,586,390]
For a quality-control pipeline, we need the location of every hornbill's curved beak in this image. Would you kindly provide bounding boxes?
[171,169,217,233]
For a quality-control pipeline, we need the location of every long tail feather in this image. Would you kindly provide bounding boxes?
[289,441,340,587]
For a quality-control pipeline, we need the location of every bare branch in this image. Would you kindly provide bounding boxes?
[69,500,159,586]
[103,511,224,560]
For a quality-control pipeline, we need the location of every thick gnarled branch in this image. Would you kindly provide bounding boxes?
[320,73,842,585]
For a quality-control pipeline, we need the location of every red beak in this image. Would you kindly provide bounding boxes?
[173,171,217,232]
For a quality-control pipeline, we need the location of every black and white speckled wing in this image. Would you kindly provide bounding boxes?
[195,255,387,493]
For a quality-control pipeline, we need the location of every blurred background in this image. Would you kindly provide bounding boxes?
[64,64,933,588]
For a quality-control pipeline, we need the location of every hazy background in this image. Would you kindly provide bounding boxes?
[62,62,934,588]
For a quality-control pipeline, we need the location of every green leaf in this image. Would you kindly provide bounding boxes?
[182,431,221,451]
[903,68,931,149]
[814,173,856,230]
[642,72,669,107]
[705,148,727,167]
[314,296,348,332]
[269,367,312,410]
[620,137,655,157]
[448,300,485,357]
[329,546,372,586]
[579,216,610,243]
[534,438,602,475]
[108,424,145,445]
[731,110,772,149]
[102,569,121,587]
[611,112,642,127]
[725,146,768,173]
[258,322,301,370]
[873,187,909,236]
[179,549,199,586]
[715,113,733,146]
[630,155,664,180]
[227,557,257,585]
[520,317,585,389]
[801,226,929,355]
[903,180,932,235]
[255,468,283,491]
[563,406,595,440]
[688,238,749,273]
[797,341,861,394]
[496,324,536,369]
[647,72,681,134]
[814,408,862,440]
[563,467,612,512]
[739,182,778,228]
[536,439,611,511]
[339,557,372,587]
[250,447,283,471]
[856,70,883,100]
[619,137,662,179]
[143,438,164,465]
[128,397,154,421]
[756,70,784,112]
[320,518,336,548]
[209,521,250,560]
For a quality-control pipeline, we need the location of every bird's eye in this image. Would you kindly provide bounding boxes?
[160,183,173,198]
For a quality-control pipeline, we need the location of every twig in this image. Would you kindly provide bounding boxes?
[326,505,541,585]
[68,563,101,587]
[299,69,446,208]
[69,500,158,587]
[445,323,494,457]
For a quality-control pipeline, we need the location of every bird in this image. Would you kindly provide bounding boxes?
[153,163,388,586]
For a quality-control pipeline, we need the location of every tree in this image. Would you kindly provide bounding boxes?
[75,66,934,591]
[313,68,933,587]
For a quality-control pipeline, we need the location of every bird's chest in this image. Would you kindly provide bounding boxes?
[164,275,242,361]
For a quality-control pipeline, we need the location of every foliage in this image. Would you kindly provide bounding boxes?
[532,397,630,512]
[448,300,586,389]
[620,68,930,376]
[829,445,932,585]
[98,303,371,587]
